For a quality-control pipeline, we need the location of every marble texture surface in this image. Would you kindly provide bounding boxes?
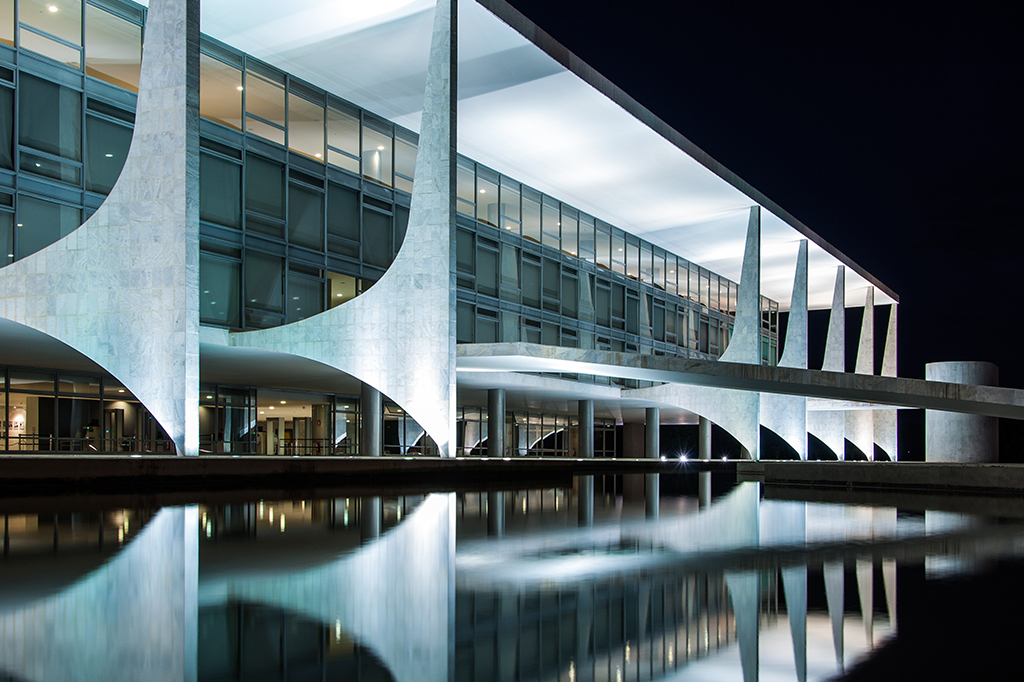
[718,207,760,365]
[0,0,200,456]
[225,0,457,455]
[0,507,199,682]
[762,240,808,458]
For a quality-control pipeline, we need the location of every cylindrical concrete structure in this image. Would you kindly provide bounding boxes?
[360,382,383,457]
[699,416,712,460]
[578,400,594,459]
[925,361,999,463]
[488,388,506,458]
[645,407,660,519]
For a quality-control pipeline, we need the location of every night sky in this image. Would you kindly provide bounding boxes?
[503,1,1024,389]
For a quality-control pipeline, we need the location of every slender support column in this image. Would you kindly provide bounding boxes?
[645,407,660,519]
[578,400,594,459]
[719,207,761,365]
[699,416,712,508]
[360,383,382,457]
[578,476,594,527]
[822,267,846,372]
[487,388,505,458]
[874,304,899,460]
[487,491,505,537]
[854,288,875,375]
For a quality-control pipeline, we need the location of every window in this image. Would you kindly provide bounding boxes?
[326,104,359,173]
[521,188,541,244]
[16,195,79,258]
[287,270,322,323]
[361,125,391,186]
[541,197,559,250]
[245,155,285,236]
[199,254,240,327]
[394,138,416,193]
[0,211,12,265]
[326,182,359,257]
[288,182,323,250]
[21,0,81,67]
[85,115,131,194]
[287,93,324,161]
[244,66,286,145]
[19,74,81,161]
[361,207,392,268]
[200,53,243,131]
[0,86,11,170]
[475,168,498,227]
[85,4,142,92]
[244,250,283,314]
[476,238,498,297]
[199,152,241,228]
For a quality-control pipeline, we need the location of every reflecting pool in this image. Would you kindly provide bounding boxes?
[1,475,1023,681]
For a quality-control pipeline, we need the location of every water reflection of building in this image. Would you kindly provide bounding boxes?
[4,483,1021,682]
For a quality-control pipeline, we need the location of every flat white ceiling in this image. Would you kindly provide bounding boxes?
[193,0,894,311]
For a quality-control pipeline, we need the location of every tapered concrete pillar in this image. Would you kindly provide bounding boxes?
[782,566,808,682]
[361,383,383,457]
[487,491,505,537]
[487,388,506,458]
[699,416,712,508]
[823,267,845,372]
[926,362,999,463]
[874,305,899,460]
[725,571,760,682]
[578,400,594,459]
[645,407,660,519]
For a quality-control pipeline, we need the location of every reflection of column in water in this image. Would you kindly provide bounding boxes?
[856,558,874,648]
[578,475,594,527]
[360,497,381,541]
[487,491,505,537]
[646,407,660,520]
[824,560,845,673]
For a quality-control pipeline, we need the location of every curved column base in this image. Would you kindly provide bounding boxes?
[760,393,807,459]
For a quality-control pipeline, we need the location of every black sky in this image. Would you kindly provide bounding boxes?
[502,0,1024,388]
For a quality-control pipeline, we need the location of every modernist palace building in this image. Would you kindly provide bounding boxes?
[0,0,908,460]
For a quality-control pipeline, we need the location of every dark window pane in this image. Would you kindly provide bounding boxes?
[456,228,474,275]
[0,86,11,169]
[596,285,610,327]
[86,116,131,194]
[17,195,79,258]
[246,214,283,240]
[244,250,283,313]
[477,245,497,297]
[561,274,577,318]
[326,182,359,241]
[456,301,473,343]
[199,152,241,227]
[542,258,559,299]
[362,208,392,268]
[19,74,81,161]
[522,259,540,308]
[287,272,322,323]
[288,183,323,250]
[199,254,239,327]
[245,155,284,219]
[394,205,409,252]
[0,211,12,265]
[476,313,497,343]
[21,150,80,185]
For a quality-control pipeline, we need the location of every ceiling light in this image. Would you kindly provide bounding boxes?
[47,5,58,11]
[336,293,343,297]
[35,163,40,167]
[293,296,299,300]
[118,389,124,393]
[206,395,213,399]
[17,223,22,226]
[236,85,243,91]
[105,153,113,158]
[479,189,485,194]
[259,411,265,414]
[280,401,286,404]
[377,145,384,150]
[269,406,275,410]
[203,290,209,294]
[315,153,322,158]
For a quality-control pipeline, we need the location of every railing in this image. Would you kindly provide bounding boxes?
[2,434,176,454]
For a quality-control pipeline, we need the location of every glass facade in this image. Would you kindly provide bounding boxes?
[0,0,787,454]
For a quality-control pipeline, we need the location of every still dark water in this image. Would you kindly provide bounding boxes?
[1,475,1022,681]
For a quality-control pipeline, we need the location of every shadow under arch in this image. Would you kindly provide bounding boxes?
[0,317,174,453]
[198,600,396,682]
